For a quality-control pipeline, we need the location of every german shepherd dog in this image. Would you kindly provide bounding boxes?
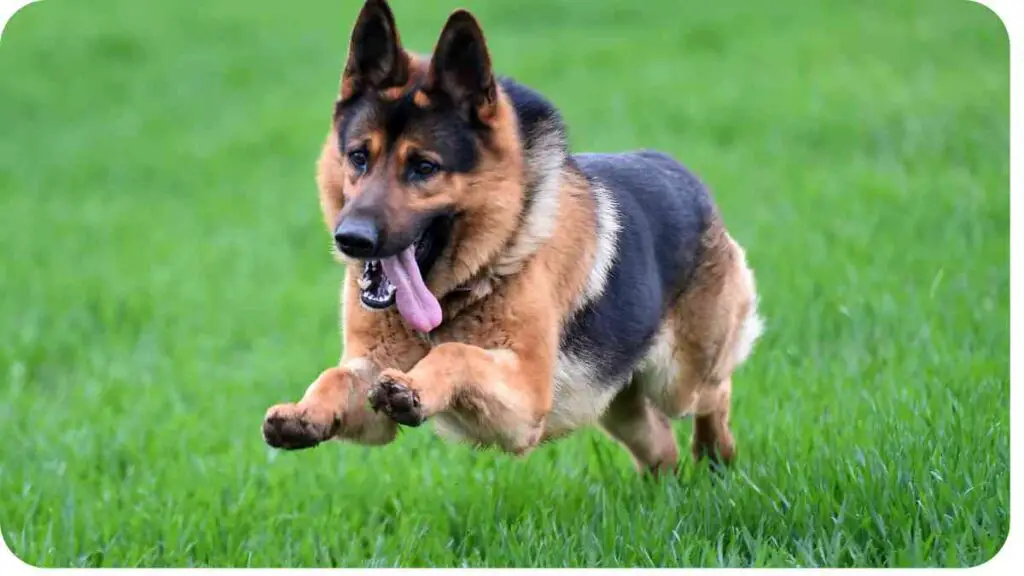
[262,0,763,474]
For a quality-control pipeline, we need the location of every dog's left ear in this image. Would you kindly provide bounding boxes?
[425,10,497,121]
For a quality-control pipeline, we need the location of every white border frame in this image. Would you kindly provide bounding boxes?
[0,0,1017,572]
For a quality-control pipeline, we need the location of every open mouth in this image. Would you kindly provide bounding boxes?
[358,240,432,310]
[357,215,452,332]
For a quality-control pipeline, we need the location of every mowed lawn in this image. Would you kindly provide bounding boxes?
[0,0,1009,568]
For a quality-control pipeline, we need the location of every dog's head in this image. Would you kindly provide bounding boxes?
[318,0,529,333]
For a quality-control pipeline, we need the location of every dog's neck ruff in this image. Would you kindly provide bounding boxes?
[492,119,567,277]
[574,178,620,310]
[439,121,566,320]
[439,80,621,320]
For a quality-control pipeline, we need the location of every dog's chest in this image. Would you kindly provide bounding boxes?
[430,349,622,445]
[545,351,622,436]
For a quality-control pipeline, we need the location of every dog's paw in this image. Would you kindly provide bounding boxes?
[369,371,426,427]
[262,403,338,450]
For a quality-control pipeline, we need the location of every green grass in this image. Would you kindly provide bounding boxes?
[0,0,1009,568]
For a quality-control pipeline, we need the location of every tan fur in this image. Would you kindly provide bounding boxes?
[263,1,762,473]
[413,90,431,108]
[600,380,680,475]
[379,85,406,101]
[629,217,761,467]
[368,169,597,453]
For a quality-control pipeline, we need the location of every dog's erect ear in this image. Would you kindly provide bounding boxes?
[425,10,497,120]
[340,0,409,102]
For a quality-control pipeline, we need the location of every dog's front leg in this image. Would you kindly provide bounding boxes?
[263,358,398,450]
[369,343,553,455]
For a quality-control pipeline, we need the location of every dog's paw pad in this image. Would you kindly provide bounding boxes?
[262,404,335,450]
[369,376,425,427]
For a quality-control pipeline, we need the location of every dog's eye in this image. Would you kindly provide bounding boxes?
[409,159,440,181]
[348,150,369,173]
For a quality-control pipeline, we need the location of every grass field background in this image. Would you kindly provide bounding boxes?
[0,0,1010,568]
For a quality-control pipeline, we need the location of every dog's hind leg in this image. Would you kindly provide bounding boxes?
[640,227,761,469]
[263,358,398,450]
[600,379,679,475]
[641,332,740,468]
[690,377,735,466]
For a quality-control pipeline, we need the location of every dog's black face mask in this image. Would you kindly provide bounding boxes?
[327,0,499,333]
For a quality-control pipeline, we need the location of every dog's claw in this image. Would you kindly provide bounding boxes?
[369,376,426,427]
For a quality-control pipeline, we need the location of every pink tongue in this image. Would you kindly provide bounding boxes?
[380,246,443,333]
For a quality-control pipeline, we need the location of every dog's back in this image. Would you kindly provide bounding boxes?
[563,151,717,381]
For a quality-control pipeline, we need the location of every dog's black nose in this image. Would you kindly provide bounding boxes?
[334,217,381,258]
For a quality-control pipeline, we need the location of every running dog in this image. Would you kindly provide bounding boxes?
[262,0,763,474]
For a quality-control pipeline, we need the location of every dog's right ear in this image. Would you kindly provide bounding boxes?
[340,0,409,103]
